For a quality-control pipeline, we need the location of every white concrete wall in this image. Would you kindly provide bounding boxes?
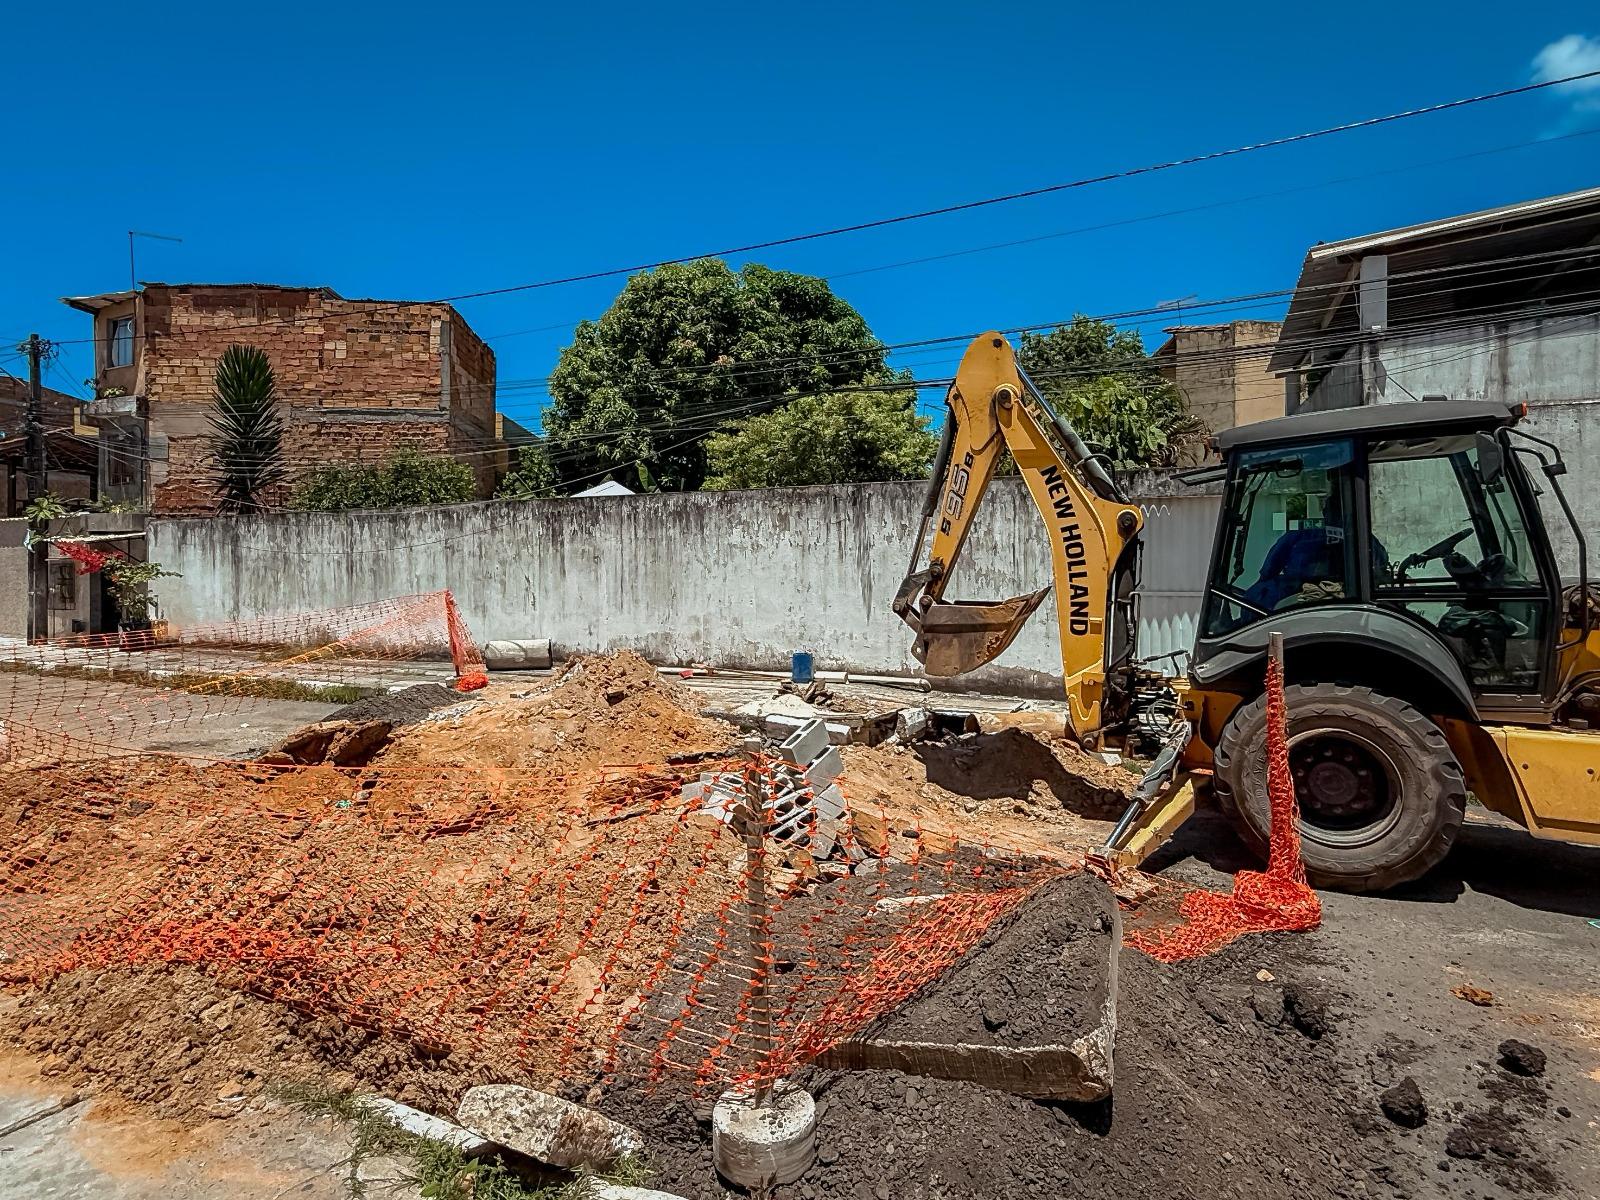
[148,476,1222,695]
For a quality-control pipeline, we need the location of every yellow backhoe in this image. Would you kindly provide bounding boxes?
[896,333,1600,891]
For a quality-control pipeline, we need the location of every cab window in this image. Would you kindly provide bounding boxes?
[1204,439,1359,637]
[1368,434,1545,693]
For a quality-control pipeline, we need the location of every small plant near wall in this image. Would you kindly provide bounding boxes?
[104,558,180,631]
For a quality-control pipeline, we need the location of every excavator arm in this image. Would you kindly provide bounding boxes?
[894,333,1146,740]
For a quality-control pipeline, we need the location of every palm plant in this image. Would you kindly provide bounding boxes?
[208,345,288,512]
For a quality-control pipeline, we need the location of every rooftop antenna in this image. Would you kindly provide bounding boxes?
[128,230,184,290]
[1156,294,1200,328]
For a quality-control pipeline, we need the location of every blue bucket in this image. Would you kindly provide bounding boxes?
[790,651,815,684]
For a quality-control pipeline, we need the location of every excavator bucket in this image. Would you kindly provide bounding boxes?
[910,586,1052,677]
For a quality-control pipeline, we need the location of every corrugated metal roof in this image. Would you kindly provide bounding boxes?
[1269,186,1600,371]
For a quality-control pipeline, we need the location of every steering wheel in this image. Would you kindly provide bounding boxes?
[1396,526,1476,584]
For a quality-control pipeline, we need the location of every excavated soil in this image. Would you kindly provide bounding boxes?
[608,929,1583,1200]
[874,873,1113,1047]
[324,682,466,727]
[5,967,482,1119]
[372,652,733,775]
[7,651,1581,1195]
[842,729,1133,862]
[607,934,1371,1200]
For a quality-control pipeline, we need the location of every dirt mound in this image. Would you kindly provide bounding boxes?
[608,934,1390,1200]
[875,873,1113,1047]
[375,651,734,773]
[841,730,1133,861]
[5,967,479,1120]
[325,682,466,727]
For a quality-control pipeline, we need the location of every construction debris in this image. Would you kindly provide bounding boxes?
[710,1081,817,1190]
[365,1095,490,1153]
[481,638,554,670]
[261,718,394,766]
[455,1084,643,1170]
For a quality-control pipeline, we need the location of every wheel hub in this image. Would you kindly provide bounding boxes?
[1290,735,1391,831]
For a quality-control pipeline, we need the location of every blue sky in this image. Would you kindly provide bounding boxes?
[5,2,1599,426]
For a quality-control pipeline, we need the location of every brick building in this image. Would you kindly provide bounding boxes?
[1152,320,1285,448]
[0,374,98,516]
[62,283,500,513]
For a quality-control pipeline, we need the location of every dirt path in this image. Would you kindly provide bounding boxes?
[0,1041,353,1200]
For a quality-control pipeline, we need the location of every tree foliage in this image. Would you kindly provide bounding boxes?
[288,448,474,512]
[543,260,890,492]
[208,345,288,512]
[495,441,559,500]
[702,389,938,491]
[1016,317,1206,469]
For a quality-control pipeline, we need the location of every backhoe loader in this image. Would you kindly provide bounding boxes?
[895,333,1600,892]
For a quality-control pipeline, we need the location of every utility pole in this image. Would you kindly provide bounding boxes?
[23,333,50,643]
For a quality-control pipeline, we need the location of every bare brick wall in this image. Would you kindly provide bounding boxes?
[135,285,497,513]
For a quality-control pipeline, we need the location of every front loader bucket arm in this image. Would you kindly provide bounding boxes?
[895,333,1145,738]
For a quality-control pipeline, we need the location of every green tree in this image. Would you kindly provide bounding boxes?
[1016,316,1206,469]
[543,260,891,492]
[702,389,937,491]
[208,345,288,512]
[289,448,475,512]
[495,440,559,499]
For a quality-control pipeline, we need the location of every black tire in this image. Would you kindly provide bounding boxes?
[1212,683,1467,893]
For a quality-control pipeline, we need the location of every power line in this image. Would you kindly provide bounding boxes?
[74,268,1600,479]
[40,68,1600,352]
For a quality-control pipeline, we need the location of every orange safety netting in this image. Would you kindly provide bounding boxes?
[0,754,1051,1095]
[1,591,486,767]
[0,597,1062,1097]
[1126,651,1322,963]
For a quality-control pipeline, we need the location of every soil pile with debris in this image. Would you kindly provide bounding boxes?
[607,934,1372,1200]
[374,651,734,773]
[876,873,1113,1047]
[5,966,480,1120]
[842,728,1133,860]
[325,682,466,727]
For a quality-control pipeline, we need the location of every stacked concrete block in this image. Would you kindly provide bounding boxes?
[678,720,847,860]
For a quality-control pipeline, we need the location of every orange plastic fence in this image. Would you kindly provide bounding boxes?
[1,591,484,767]
[0,597,1058,1096]
[0,753,1050,1095]
[1126,649,1322,963]
[2,591,1319,1099]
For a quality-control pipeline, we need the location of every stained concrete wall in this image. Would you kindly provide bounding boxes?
[148,475,1222,695]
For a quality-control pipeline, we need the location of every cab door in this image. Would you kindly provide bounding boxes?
[1363,432,1557,712]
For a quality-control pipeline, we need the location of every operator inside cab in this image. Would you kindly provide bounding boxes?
[1244,479,1390,611]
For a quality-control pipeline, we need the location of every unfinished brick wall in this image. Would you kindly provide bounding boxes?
[138,285,497,513]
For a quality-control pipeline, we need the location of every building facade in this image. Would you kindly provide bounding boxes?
[1268,186,1600,575]
[1153,320,1284,441]
[63,283,501,513]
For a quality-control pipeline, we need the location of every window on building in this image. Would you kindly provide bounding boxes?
[107,316,134,369]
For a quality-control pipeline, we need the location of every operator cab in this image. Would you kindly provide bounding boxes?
[1193,400,1574,718]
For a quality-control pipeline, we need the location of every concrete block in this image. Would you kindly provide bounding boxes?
[456,1084,642,1170]
[895,707,930,741]
[776,719,829,768]
[763,713,809,741]
[811,782,845,823]
[364,1096,489,1154]
[801,745,842,789]
[711,1081,816,1190]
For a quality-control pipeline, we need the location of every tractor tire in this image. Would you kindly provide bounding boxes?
[1212,683,1466,893]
